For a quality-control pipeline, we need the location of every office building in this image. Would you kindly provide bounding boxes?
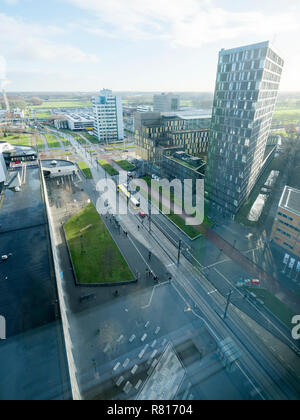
[92,89,124,143]
[205,41,284,218]
[134,110,211,165]
[271,186,300,256]
[54,113,94,131]
[153,93,180,113]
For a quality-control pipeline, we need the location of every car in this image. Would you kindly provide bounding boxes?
[236,280,245,288]
[139,211,147,219]
[251,279,260,286]
[244,279,251,286]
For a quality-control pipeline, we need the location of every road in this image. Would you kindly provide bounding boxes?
[54,128,300,400]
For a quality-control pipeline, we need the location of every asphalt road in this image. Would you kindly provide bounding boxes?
[53,129,300,400]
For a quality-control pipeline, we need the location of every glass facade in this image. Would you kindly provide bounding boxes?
[205,41,284,217]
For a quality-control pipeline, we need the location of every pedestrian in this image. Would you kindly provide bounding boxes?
[138,225,140,231]
[148,251,152,261]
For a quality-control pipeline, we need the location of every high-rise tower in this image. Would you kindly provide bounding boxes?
[205,41,284,218]
[93,89,124,143]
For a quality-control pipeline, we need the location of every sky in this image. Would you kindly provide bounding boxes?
[0,0,300,92]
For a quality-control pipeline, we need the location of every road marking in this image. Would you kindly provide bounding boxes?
[208,289,218,295]
[113,362,121,372]
[123,358,130,368]
[155,327,161,335]
[131,365,139,375]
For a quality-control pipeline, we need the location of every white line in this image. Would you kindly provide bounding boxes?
[236,362,265,401]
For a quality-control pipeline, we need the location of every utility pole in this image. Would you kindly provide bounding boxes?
[148,201,152,234]
[224,290,233,319]
[177,240,182,266]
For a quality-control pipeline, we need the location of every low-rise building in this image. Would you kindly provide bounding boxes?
[134,111,211,165]
[271,185,300,256]
[54,113,94,131]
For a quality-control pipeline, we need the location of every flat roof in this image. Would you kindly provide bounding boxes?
[161,110,212,120]
[219,41,270,55]
[0,166,70,399]
[279,186,300,217]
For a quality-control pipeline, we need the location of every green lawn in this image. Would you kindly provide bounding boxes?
[167,213,201,239]
[36,135,45,150]
[44,133,60,148]
[246,288,295,328]
[82,133,100,144]
[1,134,31,146]
[59,135,71,147]
[114,160,135,171]
[71,133,87,145]
[65,203,134,284]
[98,159,119,176]
[77,161,92,178]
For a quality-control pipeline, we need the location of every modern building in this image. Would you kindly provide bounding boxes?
[205,41,284,218]
[271,186,300,256]
[0,141,37,190]
[153,93,180,113]
[54,113,94,131]
[134,111,211,166]
[163,151,205,196]
[92,89,124,143]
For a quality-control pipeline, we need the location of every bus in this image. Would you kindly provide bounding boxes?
[117,184,141,210]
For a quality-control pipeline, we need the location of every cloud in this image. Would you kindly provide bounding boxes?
[0,13,100,64]
[64,0,300,47]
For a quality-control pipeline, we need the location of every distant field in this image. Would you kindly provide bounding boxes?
[273,107,300,124]
[30,101,91,109]
[65,203,134,284]
[77,161,92,178]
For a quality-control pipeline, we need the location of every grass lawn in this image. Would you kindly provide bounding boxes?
[1,134,31,146]
[59,135,71,147]
[77,161,92,178]
[167,213,200,239]
[72,133,87,145]
[83,133,100,144]
[98,159,119,176]
[65,203,134,284]
[44,133,60,148]
[246,288,295,328]
[114,160,135,171]
[138,176,212,239]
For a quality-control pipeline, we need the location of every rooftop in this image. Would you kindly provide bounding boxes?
[279,186,300,217]
[161,110,212,120]
[0,166,70,399]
